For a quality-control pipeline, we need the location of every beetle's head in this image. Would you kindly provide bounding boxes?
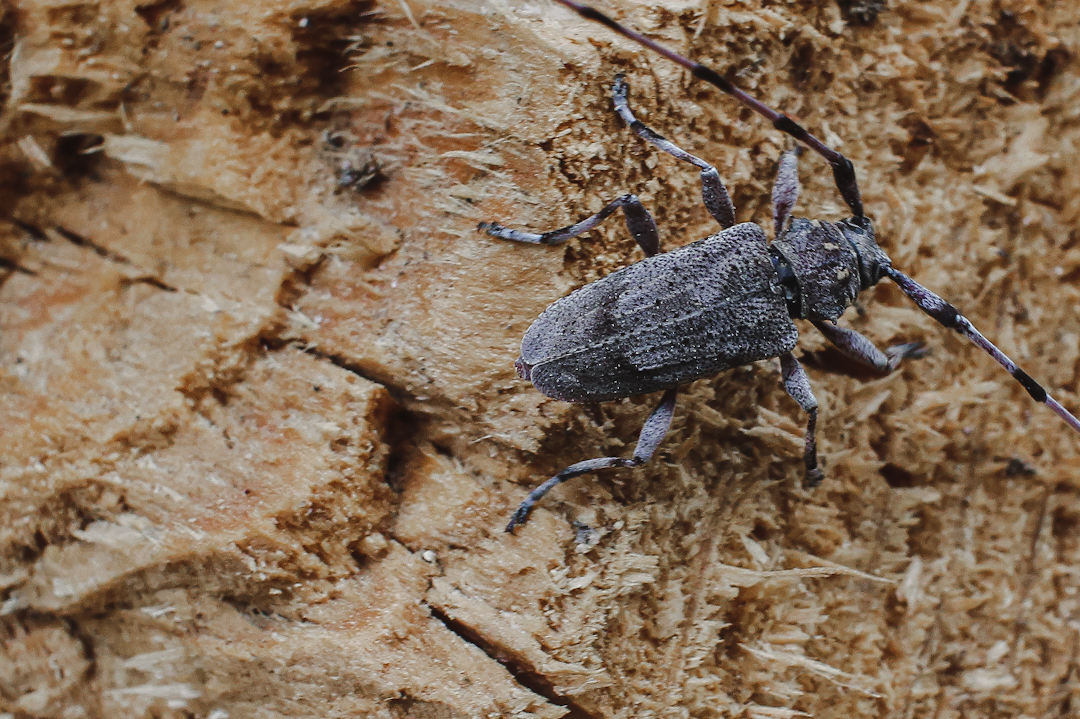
[838,215,891,290]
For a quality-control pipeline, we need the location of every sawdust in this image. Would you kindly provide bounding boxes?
[1,0,1080,717]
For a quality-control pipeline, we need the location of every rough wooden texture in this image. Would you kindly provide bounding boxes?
[2,0,1080,717]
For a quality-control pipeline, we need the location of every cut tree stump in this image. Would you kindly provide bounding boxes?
[2,1,1080,717]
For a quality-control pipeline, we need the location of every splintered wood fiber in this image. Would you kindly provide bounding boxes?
[1,0,1080,717]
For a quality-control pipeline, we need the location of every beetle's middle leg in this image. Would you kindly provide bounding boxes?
[612,75,736,230]
[480,193,661,257]
[779,352,824,487]
[505,388,678,533]
[813,321,927,373]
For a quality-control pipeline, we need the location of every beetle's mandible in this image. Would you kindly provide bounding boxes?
[480,0,1080,533]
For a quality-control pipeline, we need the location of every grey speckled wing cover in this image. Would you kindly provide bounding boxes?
[520,223,798,402]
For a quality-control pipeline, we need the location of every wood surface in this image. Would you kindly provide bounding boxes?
[1,0,1079,716]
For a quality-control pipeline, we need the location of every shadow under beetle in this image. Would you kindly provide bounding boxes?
[480,0,1080,533]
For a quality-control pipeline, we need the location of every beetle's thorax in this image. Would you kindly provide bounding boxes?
[768,216,891,321]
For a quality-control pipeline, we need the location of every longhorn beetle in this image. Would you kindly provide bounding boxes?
[480,0,1080,533]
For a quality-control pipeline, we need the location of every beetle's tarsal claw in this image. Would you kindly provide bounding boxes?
[505,505,531,533]
[804,467,824,488]
[888,341,929,363]
[612,74,628,97]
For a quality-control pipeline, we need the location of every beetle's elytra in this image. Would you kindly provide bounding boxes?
[515,223,797,404]
[480,0,1080,533]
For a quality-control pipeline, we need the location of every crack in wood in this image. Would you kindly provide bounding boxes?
[425,603,599,719]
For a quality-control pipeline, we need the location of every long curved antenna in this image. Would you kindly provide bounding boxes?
[885,266,1080,434]
[553,0,865,218]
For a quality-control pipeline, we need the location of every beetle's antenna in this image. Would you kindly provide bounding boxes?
[884,266,1080,434]
[552,0,865,219]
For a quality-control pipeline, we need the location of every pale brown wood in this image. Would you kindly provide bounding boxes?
[2,1,1080,717]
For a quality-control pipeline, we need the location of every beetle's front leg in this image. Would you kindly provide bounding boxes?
[813,321,927,373]
[771,147,802,237]
[506,388,678,532]
[779,352,824,487]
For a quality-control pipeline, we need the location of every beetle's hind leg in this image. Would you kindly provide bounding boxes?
[506,388,678,533]
[612,75,736,230]
[779,353,824,487]
[480,193,661,257]
[813,321,928,373]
